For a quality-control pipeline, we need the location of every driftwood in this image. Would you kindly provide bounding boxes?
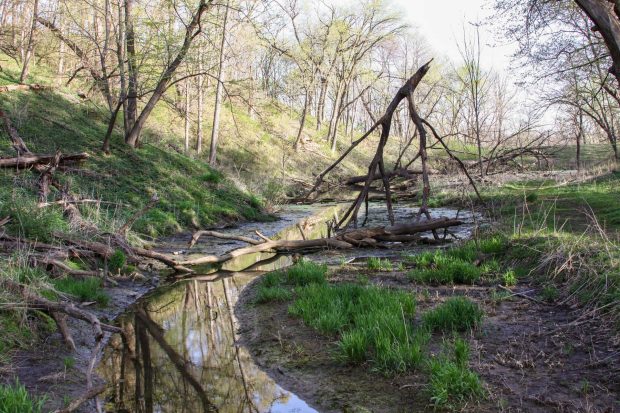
[182,217,462,268]
[0,152,90,168]
[51,384,106,413]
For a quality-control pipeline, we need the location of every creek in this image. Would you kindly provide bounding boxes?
[97,202,479,412]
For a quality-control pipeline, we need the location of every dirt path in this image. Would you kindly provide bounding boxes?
[237,267,620,412]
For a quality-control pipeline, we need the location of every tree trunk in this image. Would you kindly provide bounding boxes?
[293,89,309,150]
[184,79,190,152]
[316,77,327,130]
[124,0,138,136]
[208,0,230,165]
[124,0,213,148]
[19,0,38,83]
[575,0,620,85]
[196,53,204,153]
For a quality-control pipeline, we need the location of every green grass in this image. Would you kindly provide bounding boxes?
[0,380,46,413]
[428,338,485,409]
[407,252,482,284]
[289,282,425,374]
[53,277,109,306]
[108,249,126,274]
[422,297,483,332]
[254,286,292,303]
[366,257,392,271]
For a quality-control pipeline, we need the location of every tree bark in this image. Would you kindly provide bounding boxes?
[124,0,213,148]
[19,0,38,83]
[208,0,230,164]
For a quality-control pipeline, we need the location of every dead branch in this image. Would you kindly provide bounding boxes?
[0,83,48,93]
[117,193,159,237]
[188,230,262,248]
[0,152,90,168]
[0,108,31,155]
[51,384,106,413]
[0,278,122,340]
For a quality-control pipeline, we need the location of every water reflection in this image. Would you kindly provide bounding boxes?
[98,203,479,413]
[99,263,316,413]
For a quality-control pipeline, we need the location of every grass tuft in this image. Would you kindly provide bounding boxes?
[366,257,392,271]
[422,297,483,332]
[53,277,109,306]
[428,338,485,409]
[0,380,46,413]
[289,282,425,374]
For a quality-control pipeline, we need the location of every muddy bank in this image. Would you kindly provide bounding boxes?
[4,277,156,412]
[236,265,620,412]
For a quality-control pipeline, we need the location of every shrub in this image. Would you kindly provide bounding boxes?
[422,297,483,332]
[108,249,126,274]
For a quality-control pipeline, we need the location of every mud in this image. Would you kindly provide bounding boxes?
[237,264,620,413]
[2,278,156,412]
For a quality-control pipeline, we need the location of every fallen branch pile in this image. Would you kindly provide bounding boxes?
[304,61,481,230]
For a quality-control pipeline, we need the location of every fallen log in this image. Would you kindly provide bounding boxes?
[339,218,463,240]
[0,152,90,168]
[0,83,48,93]
[179,238,354,266]
[344,168,432,186]
[1,278,122,340]
[0,108,31,155]
[188,230,262,248]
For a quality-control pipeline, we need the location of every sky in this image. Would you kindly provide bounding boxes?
[390,0,516,73]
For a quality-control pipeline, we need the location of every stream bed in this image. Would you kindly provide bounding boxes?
[97,202,479,412]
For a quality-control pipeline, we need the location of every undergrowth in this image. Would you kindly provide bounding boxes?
[423,297,483,332]
[0,380,46,413]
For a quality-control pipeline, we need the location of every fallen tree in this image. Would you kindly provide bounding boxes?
[0,152,90,169]
[181,217,462,267]
[305,61,481,230]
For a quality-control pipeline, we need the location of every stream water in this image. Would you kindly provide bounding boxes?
[97,202,479,413]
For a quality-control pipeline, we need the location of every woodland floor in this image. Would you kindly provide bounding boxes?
[237,265,620,413]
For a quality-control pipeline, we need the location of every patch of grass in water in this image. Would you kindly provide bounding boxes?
[53,277,109,306]
[0,380,46,413]
[428,338,485,409]
[422,297,483,332]
[289,282,425,374]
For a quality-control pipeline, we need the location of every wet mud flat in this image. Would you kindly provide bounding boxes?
[237,266,620,413]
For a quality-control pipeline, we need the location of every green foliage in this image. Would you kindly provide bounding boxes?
[0,193,68,243]
[108,249,126,274]
[289,282,424,374]
[541,285,559,302]
[427,339,485,409]
[422,297,483,332]
[408,252,481,285]
[254,286,292,303]
[53,277,109,306]
[502,269,517,286]
[366,257,392,271]
[281,260,327,286]
[63,356,75,370]
[0,380,46,413]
